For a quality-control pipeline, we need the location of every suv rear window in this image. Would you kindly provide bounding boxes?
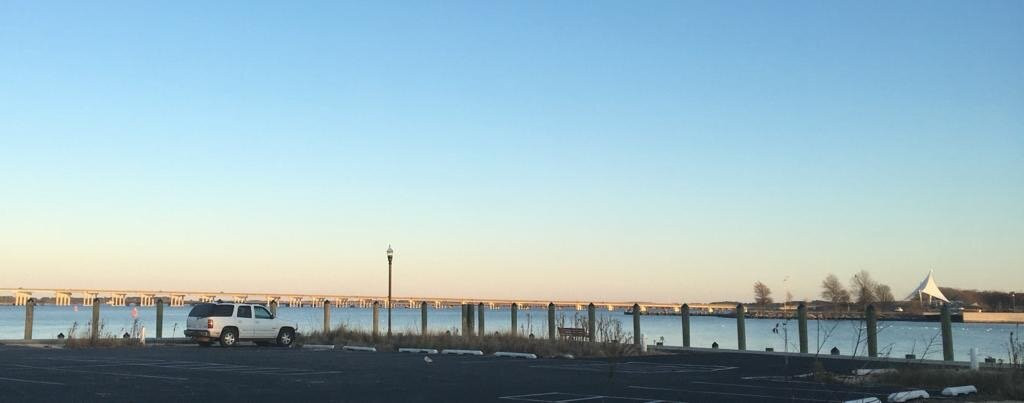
[188,304,235,317]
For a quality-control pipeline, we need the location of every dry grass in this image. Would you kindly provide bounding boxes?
[873,367,1024,401]
[299,325,641,358]
[814,359,1024,401]
[62,320,145,349]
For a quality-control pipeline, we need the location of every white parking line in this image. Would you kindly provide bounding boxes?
[498,391,683,402]
[0,376,66,386]
[14,364,189,381]
[692,381,875,395]
[628,386,832,402]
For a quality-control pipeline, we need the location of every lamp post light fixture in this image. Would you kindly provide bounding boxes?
[1012,291,1016,312]
[387,245,394,339]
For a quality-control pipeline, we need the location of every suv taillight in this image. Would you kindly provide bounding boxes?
[207,319,214,329]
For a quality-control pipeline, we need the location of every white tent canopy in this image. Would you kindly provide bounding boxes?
[905,270,949,303]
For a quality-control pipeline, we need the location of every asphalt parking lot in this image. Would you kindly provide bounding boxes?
[0,344,931,402]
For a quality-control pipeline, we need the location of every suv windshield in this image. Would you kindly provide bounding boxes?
[188,304,235,317]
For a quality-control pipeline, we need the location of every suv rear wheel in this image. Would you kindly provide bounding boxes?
[220,328,238,347]
[277,328,294,347]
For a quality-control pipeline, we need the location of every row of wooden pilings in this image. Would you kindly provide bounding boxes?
[19,298,958,361]
[21,298,169,340]
[317,300,958,361]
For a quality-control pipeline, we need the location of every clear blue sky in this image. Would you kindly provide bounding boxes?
[1,1,1021,302]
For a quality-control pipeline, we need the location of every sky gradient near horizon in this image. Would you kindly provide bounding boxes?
[1,1,1022,302]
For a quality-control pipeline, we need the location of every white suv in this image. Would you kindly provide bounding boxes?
[184,303,298,347]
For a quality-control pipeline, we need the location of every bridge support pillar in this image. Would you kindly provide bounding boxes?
[14,291,32,306]
[83,292,99,306]
[109,293,127,306]
[55,291,72,306]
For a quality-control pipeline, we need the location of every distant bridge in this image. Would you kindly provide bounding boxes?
[0,287,735,312]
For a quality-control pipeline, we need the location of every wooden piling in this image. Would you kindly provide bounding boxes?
[511,303,518,337]
[587,303,596,342]
[547,303,556,340]
[941,303,954,361]
[736,303,746,351]
[866,304,878,357]
[478,302,485,336]
[323,299,332,333]
[24,299,34,340]
[633,303,642,346]
[372,301,380,338]
[681,303,690,347]
[467,303,476,337]
[797,302,808,353]
[156,299,164,339]
[91,298,101,340]
[421,301,428,335]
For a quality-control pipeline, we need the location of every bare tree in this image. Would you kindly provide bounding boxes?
[851,270,877,307]
[753,281,773,310]
[875,284,895,311]
[821,274,851,311]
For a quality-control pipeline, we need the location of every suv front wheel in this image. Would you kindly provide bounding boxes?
[277,328,294,347]
[220,328,238,347]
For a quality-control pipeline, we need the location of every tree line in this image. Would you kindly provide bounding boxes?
[751,270,896,311]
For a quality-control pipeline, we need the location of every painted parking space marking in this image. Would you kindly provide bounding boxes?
[499,391,683,402]
[13,364,190,381]
[692,381,882,395]
[530,361,735,374]
[34,357,340,377]
[629,386,833,402]
[0,376,66,386]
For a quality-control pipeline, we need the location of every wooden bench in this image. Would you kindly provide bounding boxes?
[557,327,588,341]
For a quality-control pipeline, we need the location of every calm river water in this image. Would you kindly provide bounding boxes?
[2,305,1019,363]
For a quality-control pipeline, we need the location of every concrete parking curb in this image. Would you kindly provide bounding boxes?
[441,349,483,356]
[887,390,928,402]
[398,348,438,354]
[493,352,537,359]
[342,346,377,352]
[302,344,335,350]
[941,385,976,396]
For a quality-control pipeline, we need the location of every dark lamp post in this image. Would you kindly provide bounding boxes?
[387,245,394,338]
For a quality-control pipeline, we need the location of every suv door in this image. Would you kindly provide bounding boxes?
[236,305,254,339]
[253,306,276,339]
